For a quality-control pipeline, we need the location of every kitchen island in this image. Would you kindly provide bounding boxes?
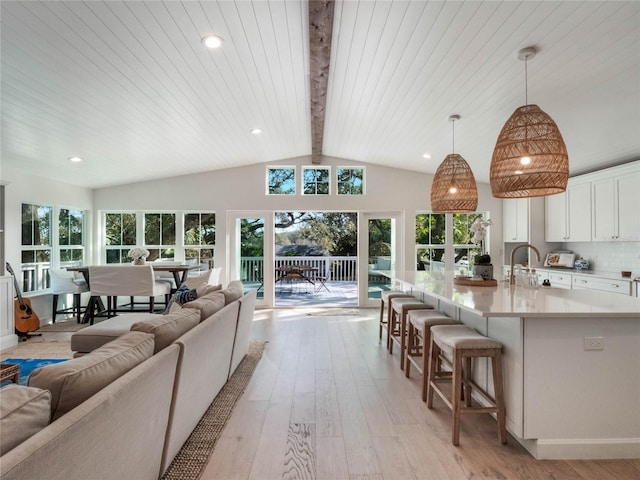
[383,271,640,460]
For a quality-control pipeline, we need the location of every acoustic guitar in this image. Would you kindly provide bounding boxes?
[6,262,40,334]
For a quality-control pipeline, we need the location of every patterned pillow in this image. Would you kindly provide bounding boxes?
[174,284,198,305]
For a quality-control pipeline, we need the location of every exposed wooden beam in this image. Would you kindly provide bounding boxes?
[309,0,334,164]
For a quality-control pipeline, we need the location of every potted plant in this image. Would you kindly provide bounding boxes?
[470,218,493,280]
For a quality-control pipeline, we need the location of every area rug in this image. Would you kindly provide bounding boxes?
[1,358,67,385]
[37,321,87,333]
[161,340,266,480]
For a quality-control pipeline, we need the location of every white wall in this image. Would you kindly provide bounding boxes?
[93,155,504,283]
[1,165,94,317]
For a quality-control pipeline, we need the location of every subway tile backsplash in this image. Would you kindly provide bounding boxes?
[564,242,640,274]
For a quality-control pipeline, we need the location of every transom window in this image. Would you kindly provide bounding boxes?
[337,167,364,195]
[267,167,296,195]
[302,167,330,195]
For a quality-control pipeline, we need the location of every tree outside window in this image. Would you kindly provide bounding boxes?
[59,208,85,266]
[21,203,52,291]
[337,167,364,195]
[415,213,445,271]
[105,213,137,263]
[302,167,330,195]
[144,213,176,261]
[415,212,489,272]
[184,212,215,265]
[267,167,295,195]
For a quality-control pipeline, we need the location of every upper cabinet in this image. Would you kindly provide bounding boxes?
[545,181,592,242]
[591,163,640,241]
[503,198,529,242]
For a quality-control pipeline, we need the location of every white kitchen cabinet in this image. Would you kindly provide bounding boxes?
[572,274,632,295]
[503,198,529,242]
[545,181,591,242]
[592,166,640,241]
[547,271,572,289]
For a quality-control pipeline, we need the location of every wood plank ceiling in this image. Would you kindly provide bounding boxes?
[1,1,638,189]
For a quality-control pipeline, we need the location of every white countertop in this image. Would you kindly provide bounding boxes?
[386,271,640,318]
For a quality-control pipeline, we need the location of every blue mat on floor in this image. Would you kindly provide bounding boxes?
[2,358,67,386]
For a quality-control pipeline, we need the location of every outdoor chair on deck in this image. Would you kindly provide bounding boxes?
[88,265,171,320]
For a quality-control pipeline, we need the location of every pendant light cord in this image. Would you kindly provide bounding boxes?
[452,119,455,154]
[524,56,528,105]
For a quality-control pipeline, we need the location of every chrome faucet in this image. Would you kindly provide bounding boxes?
[510,243,541,285]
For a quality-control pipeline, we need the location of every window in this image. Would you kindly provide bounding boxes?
[415,212,489,272]
[415,213,445,271]
[58,208,85,267]
[453,212,486,271]
[184,212,215,265]
[144,213,176,260]
[267,167,295,195]
[337,167,364,195]
[21,203,52,292]
[105,212,137,264]
[302,167,330,195]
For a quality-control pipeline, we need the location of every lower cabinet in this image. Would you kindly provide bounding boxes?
[572,274,632,295]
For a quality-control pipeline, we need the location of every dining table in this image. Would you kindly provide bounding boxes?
[67,264,201,323]
[274,265,318,289]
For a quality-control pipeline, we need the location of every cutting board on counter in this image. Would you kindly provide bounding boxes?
[454,277,498,287]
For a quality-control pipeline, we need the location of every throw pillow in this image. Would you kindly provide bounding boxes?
[174,284,198,305]
[0,385,51,455]
[219,280,244,304]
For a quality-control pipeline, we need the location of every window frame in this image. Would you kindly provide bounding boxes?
[336,167,365,195]
[266,166,296,195]
[301,166,331,195]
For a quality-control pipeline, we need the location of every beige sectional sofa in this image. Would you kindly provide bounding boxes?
[0,280,257,480]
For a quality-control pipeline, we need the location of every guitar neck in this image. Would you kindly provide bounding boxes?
[6,263,26,307]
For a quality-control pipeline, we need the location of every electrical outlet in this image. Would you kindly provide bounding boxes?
[584,336,605,350]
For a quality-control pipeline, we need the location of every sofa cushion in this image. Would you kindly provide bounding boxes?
[0,385,51,455]
[130,308,200,353]
[70,313,157,353]
[174,290,225,321]
[28,331,155,421]
[219,280,244,304]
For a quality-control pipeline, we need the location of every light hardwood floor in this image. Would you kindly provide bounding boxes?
[201,308,640,480]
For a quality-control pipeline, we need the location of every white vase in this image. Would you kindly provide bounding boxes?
[133,258,145,265]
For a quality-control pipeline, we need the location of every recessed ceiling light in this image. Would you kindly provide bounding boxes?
[69,156,82,163]
[422,153,431,159]
[201,34,224,49]
[251,128,262,135]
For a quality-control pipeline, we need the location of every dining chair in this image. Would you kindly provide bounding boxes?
[88,265,171,319]
[49,269,90,323]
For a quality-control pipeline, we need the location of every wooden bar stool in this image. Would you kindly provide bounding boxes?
[379,290,412,343]
[388,297,434,370]
[405,310,460,401]
[427,324,507,446]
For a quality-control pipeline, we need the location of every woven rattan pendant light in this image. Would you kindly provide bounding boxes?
[430,115,478,213]
[490,47,568,198]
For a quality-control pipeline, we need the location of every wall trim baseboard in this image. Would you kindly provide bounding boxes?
[515,436,640,460]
